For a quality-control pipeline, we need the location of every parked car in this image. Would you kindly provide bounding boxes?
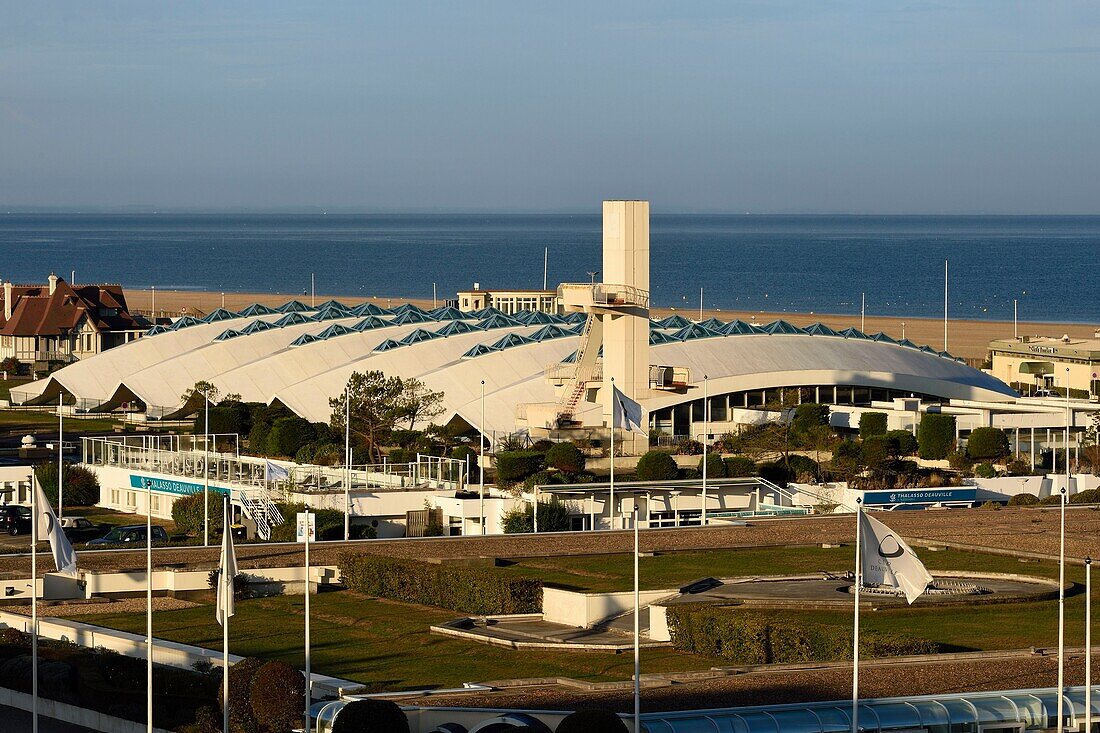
[59,516,110,543]
[0,505,33,536]
[86,524,169,547]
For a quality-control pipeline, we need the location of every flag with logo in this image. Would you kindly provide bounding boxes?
[216,499,238,626]
[264,459,290,483]
[612,384,647,435]
[34,476,78,577]
[859,510,932,604]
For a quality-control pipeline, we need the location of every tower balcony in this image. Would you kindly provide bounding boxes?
[558,283,649,313]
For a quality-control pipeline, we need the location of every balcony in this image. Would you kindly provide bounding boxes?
[558,283,649,312]
[650,365,691,390]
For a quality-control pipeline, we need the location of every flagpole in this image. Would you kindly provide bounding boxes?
[701,375,708,526]
[1087,555,1092,733]
[610,377,615,531]
[31,472,38,733]
[304,509,312,731]
[146,478,153,732]
[852,497,861,733]
[204,394,210,547]
[223,497,230,733]
[1058,483,1066,730]
[480,380,486,535]
[58,393,64,519]
[344,383,350,541]
[633,498,641,731]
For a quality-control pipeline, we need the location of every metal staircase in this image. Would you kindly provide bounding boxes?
[555,314,601,424]
[239,491,285,540]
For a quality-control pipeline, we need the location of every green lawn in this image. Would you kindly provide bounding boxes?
[0,378,32,402]
[0,409,122,432]
[75,592,709,690]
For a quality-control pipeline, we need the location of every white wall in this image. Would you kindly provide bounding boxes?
[0,464,34,505]
[542,586,672,629]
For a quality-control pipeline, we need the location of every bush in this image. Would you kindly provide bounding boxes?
[756,460,792,486]
[636,451,679,481]
[171,491,226,537]
[266,417,316,457]
[338,554,542,614]
[246,421,271,454]
[859,412,888,439]
[1041,493,1065,505]
[530,438,554,453]
[860,436,892,470]
[666,605,937,664]
[219,657,266,733]
[885,430,918,457]
[249,660,304,733]
[674,439,704,455]
[947,450,972,472]
[206,404,252,437]
[269,503,351,542]
[1005,459,1032,476]
[451,445,476,465]
[545,442,586,474]
[792,403,830,435]
[698,452,725,478]
[1007,493,1039,506]
[786,454,820,481]
[974,462,997,478]
[494,450,546,484]
[966,427,1010,460]
[1070,488,1100,504]
[723,456,756,477]
[980,500,1001,510]
[33,462,100,507]
[332,699,409,733]
[0,357,23,375]
[917,413,956,460]
[501,496,573,533]
[557,709,630,733]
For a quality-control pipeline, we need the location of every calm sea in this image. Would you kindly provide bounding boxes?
[0,213,1097,323]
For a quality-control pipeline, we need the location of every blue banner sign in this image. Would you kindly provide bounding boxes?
[129,474,230,497]
[863,488,977,505]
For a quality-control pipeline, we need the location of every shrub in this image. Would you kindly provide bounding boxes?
[557,709,630,733]
[494,450,546,484]
[1007,493,1039,506]
[0,357,23,375]
[530,438,554,453]
[974,462,997,478]
[1070,488,1100,504]
[249,660,304,733]
[246,421,271,454]
[698,452,726,478]
[947,450,972,472]
[545,442,586,474]
[1040,493,1065,505]
[338,554,542,614]
[756,460,792,486]
[332,699,409,733]
[723,456,756,477]
[451,445,476,465]
[206,403,252,437]
[266,417,316,457]
[33,462,100,507]
[966,427,1010,460]
[269,503,348,542]
[917,413,956,460]
[885,430,918,457]
[980,500,1001,510]
[501,496,572,534]
[859,412,888,439]
[860,437,891,470]
[218,657,266,733]
[786,454,820,481]
[666,605,937,664]
[636,451,678,481]
[171,491,226,536]
[674,439,704,455]
[1005,459,1032,476]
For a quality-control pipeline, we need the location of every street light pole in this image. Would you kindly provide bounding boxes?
[480,380,486,535]
[701,375,708,526]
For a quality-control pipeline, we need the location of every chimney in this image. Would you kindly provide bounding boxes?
[3,281,11,321]
[48,272,58,295]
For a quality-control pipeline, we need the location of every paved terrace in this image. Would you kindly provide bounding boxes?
[0,505,1096,575]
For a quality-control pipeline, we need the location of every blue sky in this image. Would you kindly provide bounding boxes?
[2,1,1099,212]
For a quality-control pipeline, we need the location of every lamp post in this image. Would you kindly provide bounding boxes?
[203,393,210,547]
[480,380,486,535]
[701,375,709,526]
[145,478,153,733]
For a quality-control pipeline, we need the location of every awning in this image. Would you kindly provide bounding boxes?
[1018,361,1055,375]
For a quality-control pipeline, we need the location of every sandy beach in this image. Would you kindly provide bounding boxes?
[125,288,1096,360]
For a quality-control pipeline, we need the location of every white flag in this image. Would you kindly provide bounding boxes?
[216,500,238,626]
[612,385,647,435]
[264,460,289,483]
[34,477,78,578]
[859,510,932,604]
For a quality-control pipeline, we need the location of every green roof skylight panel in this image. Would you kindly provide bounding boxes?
[399,328,443,345]
[529,324,573,341]
[240,319,279,335]
[870,332,898,344]
[476,314,523,330]
[490,333,535,350]
[202,308,239,323]
[289,334,320,347]
[434,320,482,337]
[657,314,693,329]
[238,303,280,317]
[313,299,349,312]
[428,306,466,321]
[699,317,726,330]
[720,320,767,335]
[351,316,389,331]
[762,320,806,335]
[561,312,588,324]
[311,306,353,321]
[276,300,311,313]
[168,315,203,330]
[316,324,355,340]
[272,312,312,328]
[372,338,403,352]
[897,338,919,349]
[840,327,873,340]
[391,303,428,317]
[145,325,170,336]
[214,329,244,341]
[461,343,500,359]
[351,302,392,317]
[804,322,841,337]
[560,350,578,363]
[671,323,723,341]
[390,310,433,325]
[649,330,678,345]
[468,306,506,319]
[515,310,563,325]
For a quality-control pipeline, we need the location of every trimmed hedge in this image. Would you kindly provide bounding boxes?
[723,455,756,477]
[636,450,679,481]
[332,700,409,733]
[966,427,1010,460]
[495,450,546,484]
[885,429,918,457]
[33,462,100,507]
[666,605,937,664]
[859,412,888,439]
[917,413,956,460]
[545,442,586,474]
[171,491,226,537]
[338,553,542,614]
[698,452,725,478]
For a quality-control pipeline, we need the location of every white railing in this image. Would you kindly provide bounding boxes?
[558,283,650,309]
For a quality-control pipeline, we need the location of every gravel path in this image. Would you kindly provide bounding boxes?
[9,597,199,617]
[0,506,1095,575]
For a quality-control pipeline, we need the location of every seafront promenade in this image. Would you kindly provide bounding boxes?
[125,288,1096,360]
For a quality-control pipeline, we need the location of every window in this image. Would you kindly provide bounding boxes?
[111,489,120,504]
[150,495,160,512]
[126,491,136,507]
